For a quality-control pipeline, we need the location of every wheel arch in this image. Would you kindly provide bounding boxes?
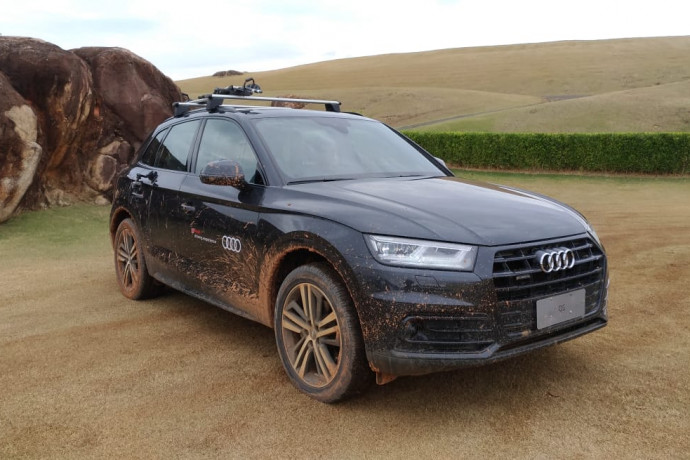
[109,206,133,248]
[258,233,364,329]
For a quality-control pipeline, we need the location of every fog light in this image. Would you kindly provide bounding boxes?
[404,320,419,339]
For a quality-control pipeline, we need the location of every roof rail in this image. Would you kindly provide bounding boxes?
[172,93,342,117]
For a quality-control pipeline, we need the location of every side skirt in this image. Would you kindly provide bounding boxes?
[152,272,264,326]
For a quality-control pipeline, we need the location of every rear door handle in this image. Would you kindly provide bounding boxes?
[181,203,196,214]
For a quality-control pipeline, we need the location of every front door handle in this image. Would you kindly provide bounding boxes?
[131,182,144,199]
[181,203,196,214]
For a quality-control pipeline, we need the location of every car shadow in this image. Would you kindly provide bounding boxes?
[143,289,598,413]
[352,344,599,415]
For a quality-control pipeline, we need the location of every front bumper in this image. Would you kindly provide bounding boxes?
[369,316,607,376]
[350,234,609,377]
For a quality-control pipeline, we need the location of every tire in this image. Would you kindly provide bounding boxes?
[113,218,159,300]
[274,263,373,403]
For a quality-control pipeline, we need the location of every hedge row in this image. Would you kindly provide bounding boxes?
[403,132,690,174]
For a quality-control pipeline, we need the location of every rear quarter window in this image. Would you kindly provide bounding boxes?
[140,129,167,166]
[154,120,201,171]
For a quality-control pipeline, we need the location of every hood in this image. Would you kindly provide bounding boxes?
[272,176,587,246]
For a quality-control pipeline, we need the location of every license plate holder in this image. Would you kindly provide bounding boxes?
[536,289,585,330]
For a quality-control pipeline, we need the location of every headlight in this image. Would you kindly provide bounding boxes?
[588,227,602,246]
[576,215,601,246]
[365,235,477,271]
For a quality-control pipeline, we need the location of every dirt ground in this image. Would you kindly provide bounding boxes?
[1,175,689,459]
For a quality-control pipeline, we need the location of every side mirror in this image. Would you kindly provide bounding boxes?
[434,157,448,169]
[199,160,248,189]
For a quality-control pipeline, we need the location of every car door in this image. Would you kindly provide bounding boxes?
[126,130,166,237]
[177,117,265,316]
[144,119,202,284]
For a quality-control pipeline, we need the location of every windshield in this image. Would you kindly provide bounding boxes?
[251,116,446,184]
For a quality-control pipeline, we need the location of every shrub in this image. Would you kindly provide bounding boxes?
[403,132,690,174]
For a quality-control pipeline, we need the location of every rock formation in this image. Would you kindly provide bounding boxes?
[0,37,182,223]
[270,95,307,110]
[212,70,243,77]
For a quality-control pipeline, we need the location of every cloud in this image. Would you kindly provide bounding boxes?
[35,18,158,49]
[1,0,688,80]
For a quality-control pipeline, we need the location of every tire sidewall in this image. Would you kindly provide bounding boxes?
[114,218,149,300]
[274,264,363,403]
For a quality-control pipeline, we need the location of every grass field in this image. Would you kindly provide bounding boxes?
[418,80,690,133]
[176,36,690,132]
[1,172,688,458]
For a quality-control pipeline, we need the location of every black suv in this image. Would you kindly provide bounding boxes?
[110,84,608,402]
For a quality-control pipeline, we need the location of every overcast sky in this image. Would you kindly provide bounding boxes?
[1,0,688,80]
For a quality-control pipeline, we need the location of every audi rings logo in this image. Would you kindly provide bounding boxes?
[222,236,242,253]
[536,248,575,273]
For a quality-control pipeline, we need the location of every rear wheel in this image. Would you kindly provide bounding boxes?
[274,263,373,403]
[114,218,159,300]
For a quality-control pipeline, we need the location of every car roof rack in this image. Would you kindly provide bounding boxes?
[172,95,342,117]
[172,78,341,117]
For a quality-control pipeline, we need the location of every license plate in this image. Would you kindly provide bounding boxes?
[536,289,585,330]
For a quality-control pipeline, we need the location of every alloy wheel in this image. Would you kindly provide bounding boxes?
[116,227,139,291]
[280,282,342,388]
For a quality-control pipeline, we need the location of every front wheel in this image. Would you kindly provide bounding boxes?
[274,263,373,403]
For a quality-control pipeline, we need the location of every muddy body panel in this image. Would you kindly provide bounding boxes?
[341,235,609,376]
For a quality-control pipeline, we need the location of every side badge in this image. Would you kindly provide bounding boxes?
[191,227,217,244]
[222,236,242,253]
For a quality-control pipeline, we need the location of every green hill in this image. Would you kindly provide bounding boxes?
[176,37,690,132]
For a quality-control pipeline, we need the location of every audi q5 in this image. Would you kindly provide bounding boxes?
[109,87,608,402]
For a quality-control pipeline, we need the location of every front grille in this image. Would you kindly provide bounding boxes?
[493,237,605,301]
[492,237,606,335]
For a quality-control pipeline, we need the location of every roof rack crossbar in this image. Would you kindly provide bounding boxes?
[173,100,205,117]
[172,94,342,117]
[206,93,340,111]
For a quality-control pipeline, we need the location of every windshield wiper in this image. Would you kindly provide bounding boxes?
[287,177,356,185]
